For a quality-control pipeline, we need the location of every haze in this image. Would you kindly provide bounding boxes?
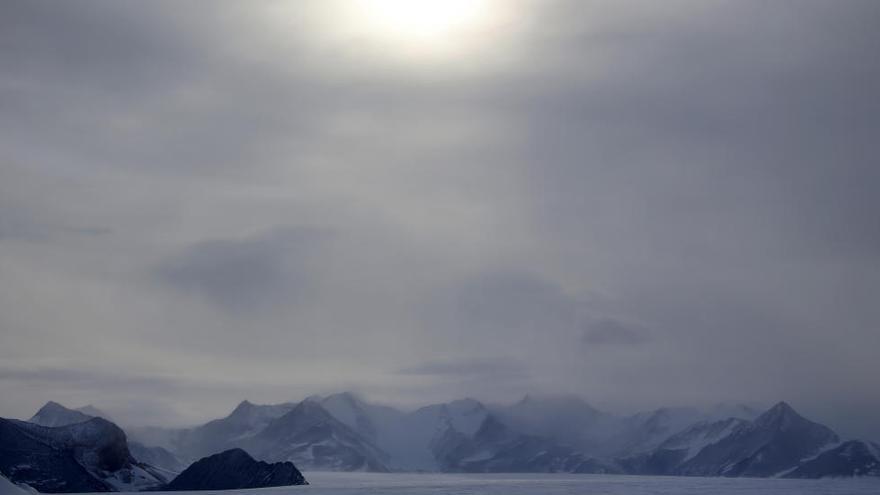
[1,0,878,442]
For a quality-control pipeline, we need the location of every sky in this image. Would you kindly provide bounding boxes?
[1,0,879,440]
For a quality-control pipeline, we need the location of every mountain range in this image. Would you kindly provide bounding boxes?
[1,393,877,492]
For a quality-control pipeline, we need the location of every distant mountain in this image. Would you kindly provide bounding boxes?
[114,393,877,480]
[244,400,390,472]
[617,417,749,475]
[314,392,406,446]
[128,442,186,476]
[388,398,489,471]
[434,414,621,474]
[164,448,306,490]
[675,401,839,477]
[784,440,880,478]
[28,401,93,427]
[613,407,706,455]
[312,393,494,472]
[26,401,185,477]
[491,395,623,456]
[0,416,166,492]
[611,403,761,457]
[125,425,186,453]
[128,397,391,473]
[175,400,296,459]
[658,417,750,462]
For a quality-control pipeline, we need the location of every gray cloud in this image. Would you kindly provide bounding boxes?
[0,0,878,441]
[583,318,649,347]
[396,357,529,378]
[156,228,330,311]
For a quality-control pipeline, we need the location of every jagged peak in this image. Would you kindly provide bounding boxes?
[751,401,839,442]
[292,398,332,416]
[228,399,256,417]
[29,401,95,427]
[755,401,802,424]
[37,400,71,412]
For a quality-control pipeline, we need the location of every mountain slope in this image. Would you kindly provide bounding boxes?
[244,400,390,472]
[491,395,623,455]
[617,417,748,475]
[26,401,184,478]
[784,440,880,478]
[128,442,186,476]
[675,402,839,477]
[433,414,622,474]
[175,400,296,460]
[314,392,406,446]
[0,474,29,495]
[657,417,750,462]
[0,417,166,492]
[28,401,93,427]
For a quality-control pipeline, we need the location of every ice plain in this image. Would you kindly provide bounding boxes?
[105,472,880,495]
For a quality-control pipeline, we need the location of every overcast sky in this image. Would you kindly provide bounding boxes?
[1,0,878,440]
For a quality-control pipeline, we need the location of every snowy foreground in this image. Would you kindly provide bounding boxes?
[81,472,880,495]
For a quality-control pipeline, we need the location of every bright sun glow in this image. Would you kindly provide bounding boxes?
[348,0,495,55]
[265,0,510,63]
[355,0,490,41]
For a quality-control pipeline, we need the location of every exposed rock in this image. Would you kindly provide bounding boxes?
[164,448,306,491]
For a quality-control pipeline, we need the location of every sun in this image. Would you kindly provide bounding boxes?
[263,0,508,63]
[354,0,490,42]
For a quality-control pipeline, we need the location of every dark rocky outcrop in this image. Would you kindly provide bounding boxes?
[164,449,306,491]
[0,417,165,492]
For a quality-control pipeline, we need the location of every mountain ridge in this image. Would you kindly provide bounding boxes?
[18,395,877,482]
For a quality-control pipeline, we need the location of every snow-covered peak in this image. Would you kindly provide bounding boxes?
[29,401,93,427]
[225,399,295,425]
[320,393,371,436]
[752,401,806,431]
[229,399,256,417]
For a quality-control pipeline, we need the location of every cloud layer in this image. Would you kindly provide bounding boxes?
[1,0,878,439]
